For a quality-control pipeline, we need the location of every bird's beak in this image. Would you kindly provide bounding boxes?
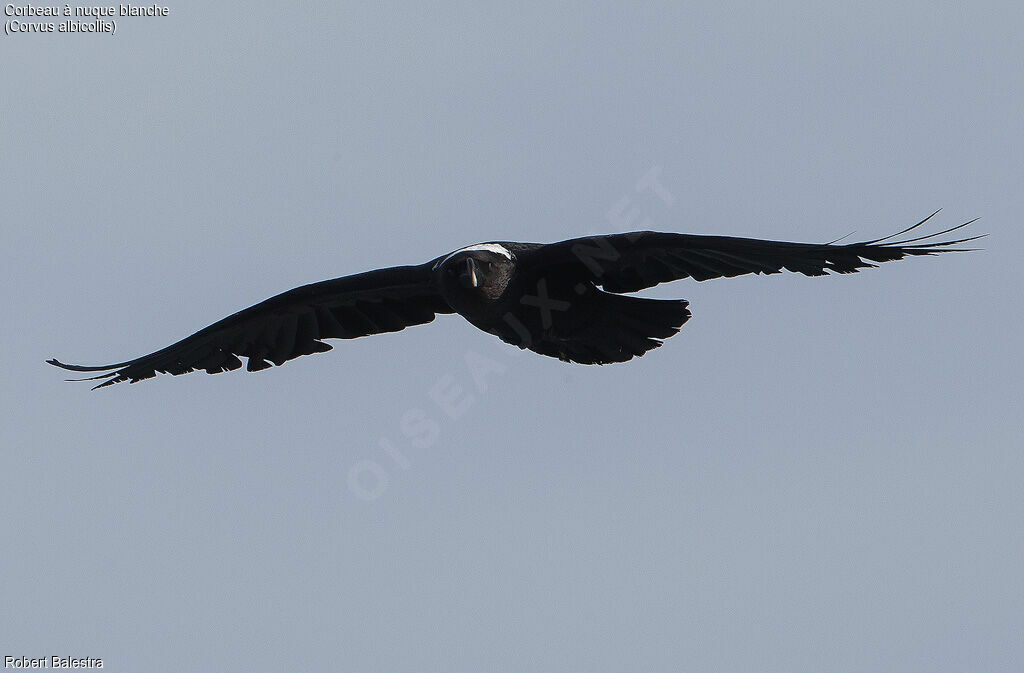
[461,258,480,288]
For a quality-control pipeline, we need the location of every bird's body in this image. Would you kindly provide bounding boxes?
[439,242,692,364]
[49,213,980,388]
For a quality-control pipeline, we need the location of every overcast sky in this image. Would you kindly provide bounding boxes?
[2,2,1022,672]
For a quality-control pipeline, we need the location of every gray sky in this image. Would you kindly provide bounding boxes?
[3,2,1022,671]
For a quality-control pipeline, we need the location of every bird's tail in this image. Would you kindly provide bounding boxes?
[530,291,691,364]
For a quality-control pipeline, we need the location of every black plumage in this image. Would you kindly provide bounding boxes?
[49,212,980,388]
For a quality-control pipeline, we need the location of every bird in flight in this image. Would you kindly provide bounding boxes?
[49,212,980,389]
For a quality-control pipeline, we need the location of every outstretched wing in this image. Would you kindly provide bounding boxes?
[520,211,982,293]
[49,261,453,388]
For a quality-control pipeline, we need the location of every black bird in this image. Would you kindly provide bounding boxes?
[49,212,980,388]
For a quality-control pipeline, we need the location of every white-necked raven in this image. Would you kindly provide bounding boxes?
[49,212,980,388]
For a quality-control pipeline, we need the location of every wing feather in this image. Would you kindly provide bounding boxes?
[48,262,452,388]
[519,214,981,293]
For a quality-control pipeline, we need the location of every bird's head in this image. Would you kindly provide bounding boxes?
[435,244,516,303]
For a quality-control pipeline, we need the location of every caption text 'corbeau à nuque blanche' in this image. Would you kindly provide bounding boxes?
[4,4,168,34]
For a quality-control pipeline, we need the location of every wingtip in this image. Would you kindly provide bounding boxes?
[862,209,945,245]
[49,357,125,389]
[47,358,124,373]
[47,358,93,372]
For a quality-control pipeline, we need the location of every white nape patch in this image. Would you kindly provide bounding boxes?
[453,243,514,259]
[435,243,514,269]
